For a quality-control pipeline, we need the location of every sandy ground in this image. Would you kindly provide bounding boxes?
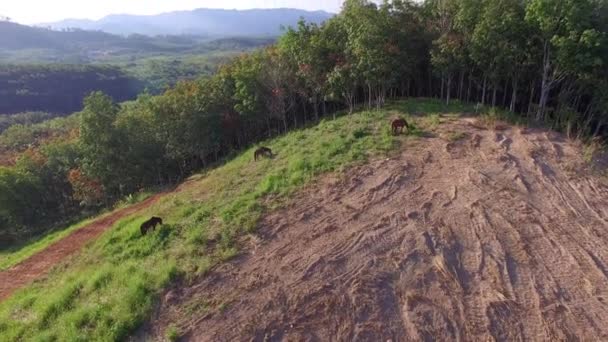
[0,194,164,301]
[147,117,608,341]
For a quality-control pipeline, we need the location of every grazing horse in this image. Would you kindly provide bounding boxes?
[254,146,273,161]
[391,118,410,135]
[140,217,163,236]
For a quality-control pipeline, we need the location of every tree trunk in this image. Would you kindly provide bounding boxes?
[502,79,509,107]
[283,115,288,134]
[458,70,465,100]
[510,77,518,113]
[440,76,444,101]
[428,70,433,98]
[537,41,552,121]
[466,74,472,103]
[527,80,536,116]
[313,94,319,122]
[593,119,604,137]
[492,82,497,107]
[322,98,327,117]
[446,74,452,105]
[301,100,307,125]
[481,75,487,105]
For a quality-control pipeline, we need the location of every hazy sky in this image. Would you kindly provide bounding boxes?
[1,0,345,24]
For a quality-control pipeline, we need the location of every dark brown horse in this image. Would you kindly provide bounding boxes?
[254,146,273,161]
[140,217,163,235]
[391,118,410,135]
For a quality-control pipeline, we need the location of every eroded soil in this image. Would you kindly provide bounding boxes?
[149,118,608,341]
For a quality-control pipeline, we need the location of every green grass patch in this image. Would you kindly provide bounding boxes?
[165,325,180,342]
[0,217,99,271]
[0,191,155,272]
[446,131,467,142]
[0,99,467,340]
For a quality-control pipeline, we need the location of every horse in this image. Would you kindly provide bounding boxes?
[254,146,274,161]
[140,217,163,236]
[391,118,410,135]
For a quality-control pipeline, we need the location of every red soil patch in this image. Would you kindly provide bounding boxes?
[0,194,164,301]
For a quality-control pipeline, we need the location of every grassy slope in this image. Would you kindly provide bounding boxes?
[0,218,98,271]
[0,99,475,341]
[0,192,153,271]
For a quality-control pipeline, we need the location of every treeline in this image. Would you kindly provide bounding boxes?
[1,0,607,246]
[0,64,143,114]
[0,112,56,134]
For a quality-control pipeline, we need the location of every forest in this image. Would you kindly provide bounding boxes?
[1,0,606,246]
[0,65,143,114]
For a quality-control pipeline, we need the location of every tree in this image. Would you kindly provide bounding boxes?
[0,166,43,243]
[526,0,599,120]
[79,91,125,198]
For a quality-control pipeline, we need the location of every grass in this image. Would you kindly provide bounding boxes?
[583,138,604,164]
[477,106,530,129]
[0,99,467,341]
[165,325,180,342]
[0,191,155,272]
[0,217,100,271]
[446,131,467,142]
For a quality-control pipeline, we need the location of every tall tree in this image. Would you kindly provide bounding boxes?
[526,0,599,120]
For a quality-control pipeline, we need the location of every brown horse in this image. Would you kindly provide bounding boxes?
[391,118,410,135]
[140,217,163,235]
[254,146,273,161]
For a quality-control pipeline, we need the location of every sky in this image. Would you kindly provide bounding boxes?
[1,0,345,25]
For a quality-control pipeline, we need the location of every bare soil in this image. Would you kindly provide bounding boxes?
[146,118,608,341]
[0,194,163,301]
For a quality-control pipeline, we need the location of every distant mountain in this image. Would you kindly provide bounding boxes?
[0,21,275,64]
[41,8,334,37]
[0,21,124,51]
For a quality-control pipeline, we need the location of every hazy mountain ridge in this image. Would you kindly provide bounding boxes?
[40,8,334,36]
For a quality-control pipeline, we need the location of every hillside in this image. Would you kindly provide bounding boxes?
[41,8,334,36]
[147,112,608,340]
[0,100,607,340]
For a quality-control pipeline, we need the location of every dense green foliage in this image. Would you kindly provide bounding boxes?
[0,64,143,114]
[1,0,606,257]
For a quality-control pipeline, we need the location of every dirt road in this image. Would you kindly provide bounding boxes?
[149,118,608,341]
[0,194,163,301]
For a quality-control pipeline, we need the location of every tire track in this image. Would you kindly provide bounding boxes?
[144,119,608,341]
